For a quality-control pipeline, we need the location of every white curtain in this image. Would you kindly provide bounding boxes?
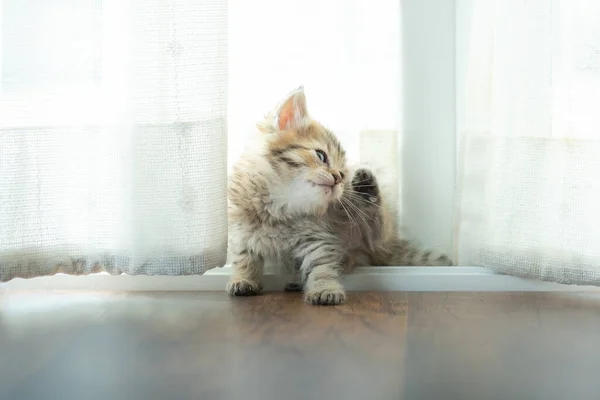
[0,0,228,281]
[457,0,600,284]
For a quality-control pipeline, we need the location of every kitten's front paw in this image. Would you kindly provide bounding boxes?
[304,282,347,305]
[226,277,262,296]
[351,168,380,203]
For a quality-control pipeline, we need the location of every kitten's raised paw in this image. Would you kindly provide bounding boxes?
[226,277,262,296]
[351,168,380,202]
[304,284,347,305]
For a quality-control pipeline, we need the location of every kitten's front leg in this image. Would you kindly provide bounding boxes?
[226,249,264,296]
[343,167,383,242]
[303,265,346,305]
[295,238,347,305]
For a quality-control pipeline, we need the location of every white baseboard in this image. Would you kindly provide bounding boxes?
[1,266,598,292]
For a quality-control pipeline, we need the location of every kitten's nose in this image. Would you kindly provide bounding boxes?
[332,172,342,185]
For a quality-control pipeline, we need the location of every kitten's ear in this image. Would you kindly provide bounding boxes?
[274,86,309,131]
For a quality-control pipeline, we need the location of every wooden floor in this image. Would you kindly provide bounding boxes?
[2,291,600,400]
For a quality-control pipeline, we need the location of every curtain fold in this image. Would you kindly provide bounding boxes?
[457,0,600,284]
[0,0,228,281]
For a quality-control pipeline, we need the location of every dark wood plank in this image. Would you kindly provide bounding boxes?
[0,291,407,400]
[404,292,600,400]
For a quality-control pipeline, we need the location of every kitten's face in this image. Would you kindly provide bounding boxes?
[259,88,347,215]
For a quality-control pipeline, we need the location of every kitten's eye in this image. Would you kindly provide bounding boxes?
[315,149,328,164]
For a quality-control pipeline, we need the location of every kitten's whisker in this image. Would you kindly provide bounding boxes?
[351,178,375,185]
[345,191,380,200]
[345,199,375,221]
[342,197,360,220]
[338,198,358,230]
[345,199,377,226]
[342,198,374,237]
[345,192,382,208]
[342,197,375,234]
[346,188,380,198]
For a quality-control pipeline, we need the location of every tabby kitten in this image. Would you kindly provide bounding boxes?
[226,87,451,305]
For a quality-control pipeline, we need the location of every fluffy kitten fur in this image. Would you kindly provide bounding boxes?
[226,87,451,305]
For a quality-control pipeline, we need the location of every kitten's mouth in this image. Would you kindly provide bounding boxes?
[309,181,334,189]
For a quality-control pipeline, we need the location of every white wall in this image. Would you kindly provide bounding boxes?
[398,0,457,258]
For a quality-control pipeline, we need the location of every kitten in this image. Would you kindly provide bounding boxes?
[226,87,451,305]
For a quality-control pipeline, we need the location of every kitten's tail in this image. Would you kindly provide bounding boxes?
[387,238,453,266]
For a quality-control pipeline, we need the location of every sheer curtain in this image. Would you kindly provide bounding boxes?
[457,0,600,284]
[0,0,228,281]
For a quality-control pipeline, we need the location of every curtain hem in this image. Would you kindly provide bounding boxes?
[0,247,226,282]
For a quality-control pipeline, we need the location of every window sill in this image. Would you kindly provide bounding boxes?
[1,266,596,292]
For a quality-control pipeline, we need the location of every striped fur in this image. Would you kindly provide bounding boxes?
[226,87,451,305]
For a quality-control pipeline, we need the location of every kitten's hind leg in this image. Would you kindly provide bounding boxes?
[226,250,264,296]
